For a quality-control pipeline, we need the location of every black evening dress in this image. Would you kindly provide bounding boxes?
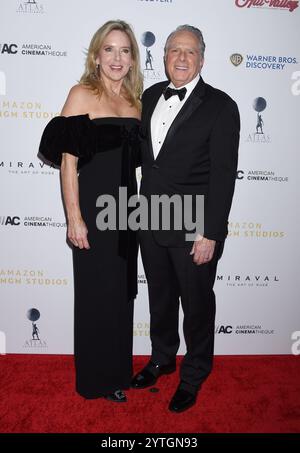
[39,115,140,398]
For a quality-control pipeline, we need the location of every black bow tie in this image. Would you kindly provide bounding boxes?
[163,86,187,101]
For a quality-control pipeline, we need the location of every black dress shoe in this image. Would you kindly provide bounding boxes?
[105,389,127,402]
[131,361,176,389]
[168,388,197,413]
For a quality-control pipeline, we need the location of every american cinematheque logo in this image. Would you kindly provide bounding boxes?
[235,0,298,12]
[215,324,275,334]
[0,215,66,228]
[236,169,288,183]
[0,43,67,57]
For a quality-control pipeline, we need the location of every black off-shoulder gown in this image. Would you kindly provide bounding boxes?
[39,115,140,398]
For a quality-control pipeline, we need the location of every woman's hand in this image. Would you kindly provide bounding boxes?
[67,218,90,249]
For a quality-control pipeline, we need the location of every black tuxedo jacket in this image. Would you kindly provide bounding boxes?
[140,76,240,246]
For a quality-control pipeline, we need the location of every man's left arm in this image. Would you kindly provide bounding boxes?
[191,98,240,265]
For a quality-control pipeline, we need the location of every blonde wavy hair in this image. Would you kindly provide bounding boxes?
[80,20,143,109]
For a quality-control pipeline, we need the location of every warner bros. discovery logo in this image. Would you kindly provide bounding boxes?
[246,97,270,143]
[23,308,47,348]
[140,31,161,80]
[230,53,243,67]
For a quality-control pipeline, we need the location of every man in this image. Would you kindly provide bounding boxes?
[132,25,240,412]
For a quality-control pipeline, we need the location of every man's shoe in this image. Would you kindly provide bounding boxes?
[105,389,127,402]
[131,361,176,389]
[168,387,197,413]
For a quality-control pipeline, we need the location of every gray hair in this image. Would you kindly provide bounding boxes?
[164,25,206,58]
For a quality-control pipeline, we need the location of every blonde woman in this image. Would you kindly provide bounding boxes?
[39,20,142,402]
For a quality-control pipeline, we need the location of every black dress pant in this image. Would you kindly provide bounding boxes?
[140,230,221,392]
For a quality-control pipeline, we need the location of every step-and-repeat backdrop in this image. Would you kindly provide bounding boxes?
[1,0,299,355]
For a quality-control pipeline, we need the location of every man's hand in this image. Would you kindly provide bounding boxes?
[190,235,216,265]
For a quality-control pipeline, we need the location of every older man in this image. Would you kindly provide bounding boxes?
[132,25,240,412]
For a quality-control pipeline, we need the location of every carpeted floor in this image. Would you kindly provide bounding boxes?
[0,354,299,433]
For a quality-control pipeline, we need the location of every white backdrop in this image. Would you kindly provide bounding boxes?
[0,0,299,355]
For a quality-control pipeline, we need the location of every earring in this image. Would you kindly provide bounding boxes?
[96,64,100,78]
[93,64,100,80]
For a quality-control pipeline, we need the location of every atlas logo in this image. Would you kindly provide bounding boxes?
[23,308,47,349]
[215,325,233,334]
[0,216,20,226]
[16,1,44,14]
[140,31,161,81]
[0,44,18,54]
[246,97,271,144]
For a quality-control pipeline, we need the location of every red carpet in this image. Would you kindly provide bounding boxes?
[0,355,299,433]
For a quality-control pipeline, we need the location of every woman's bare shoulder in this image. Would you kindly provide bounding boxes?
[61,84,94,117]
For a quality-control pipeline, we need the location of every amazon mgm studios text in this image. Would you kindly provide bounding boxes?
[95,187,204,241]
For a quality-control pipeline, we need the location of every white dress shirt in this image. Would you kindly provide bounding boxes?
[151,74,200,160]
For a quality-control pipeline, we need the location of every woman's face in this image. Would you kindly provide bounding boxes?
[96,30,133,83]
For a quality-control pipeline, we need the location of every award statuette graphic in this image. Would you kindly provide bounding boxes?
[253,97,266,134]
[27,308,40,340]
[24,308,47,348]
[141,31,155,70]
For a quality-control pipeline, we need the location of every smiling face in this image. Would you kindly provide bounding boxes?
[165,31,204,87]
[96,29,133,84]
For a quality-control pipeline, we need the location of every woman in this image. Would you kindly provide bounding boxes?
[39,20,142,402]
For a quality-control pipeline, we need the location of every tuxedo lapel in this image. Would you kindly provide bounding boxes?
[156,77,206,162]
[143,82,168,160]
